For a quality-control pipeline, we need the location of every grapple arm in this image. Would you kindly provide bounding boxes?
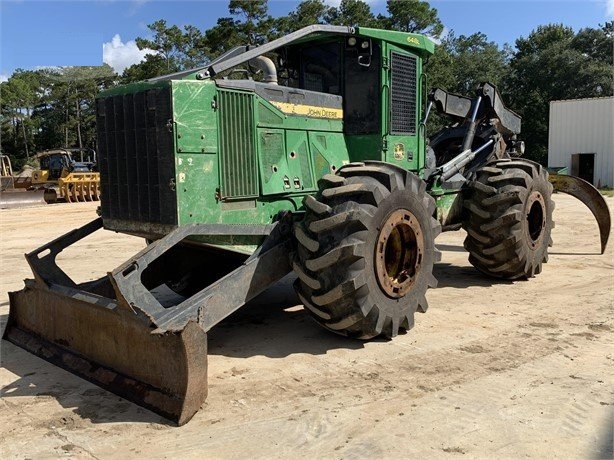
[426,83,524,183]
[548,174,611,253]
[428,83,521,136]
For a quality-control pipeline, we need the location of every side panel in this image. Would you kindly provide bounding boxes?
[173,81,218,154]
[173,81,220,227]
[175,153,219,221]
[259,128,288,195]
[287,130,315,191]
[308,131,349,179]
[254,88,349,195]
[345,135,383,163]
[258,129,316,196]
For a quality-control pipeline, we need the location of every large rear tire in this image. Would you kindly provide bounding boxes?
[462,159,554,279]
[293,162,441,339]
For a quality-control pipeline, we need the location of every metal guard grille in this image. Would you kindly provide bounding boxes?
[96,87,177,225]
[218,90,258,199]
[390,52,417,135]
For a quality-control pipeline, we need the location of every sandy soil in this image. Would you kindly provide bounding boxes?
[1,194,612,459]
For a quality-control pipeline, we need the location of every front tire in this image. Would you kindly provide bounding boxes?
[293,162,441,339]
[462,159,554,279]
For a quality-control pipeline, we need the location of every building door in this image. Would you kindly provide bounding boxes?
[571,153,595,185]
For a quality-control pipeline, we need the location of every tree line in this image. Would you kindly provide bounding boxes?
[1,0,612,168]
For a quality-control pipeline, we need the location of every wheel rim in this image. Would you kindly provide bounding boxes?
[526,191,546,249]
[375,209,424,298]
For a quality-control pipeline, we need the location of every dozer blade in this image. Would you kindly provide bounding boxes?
[6,285,209,425]
[4,215,293,425]
[0,189,56,209]
[549,173,611,253]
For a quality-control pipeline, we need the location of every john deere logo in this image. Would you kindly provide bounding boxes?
[393,143,405,160]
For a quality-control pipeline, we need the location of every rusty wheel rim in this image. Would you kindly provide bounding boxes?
[375,209,424,298]
[525,191,546,250]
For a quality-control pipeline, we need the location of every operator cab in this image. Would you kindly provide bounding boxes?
[277,37,381,136]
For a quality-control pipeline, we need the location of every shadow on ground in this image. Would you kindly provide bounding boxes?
[207,274,369,358]
[436,243,467,253]
[433,262,513,289]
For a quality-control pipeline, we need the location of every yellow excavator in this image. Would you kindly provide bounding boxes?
[31,148,100,202]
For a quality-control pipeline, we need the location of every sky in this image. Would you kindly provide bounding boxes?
[0,0,613,81]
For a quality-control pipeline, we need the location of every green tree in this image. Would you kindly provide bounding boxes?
[275,0,333,35]
[424,42,455,94]
[32,65,115,155]
[127,20,209,82]
[205,0,274,57]
[121,54,170,84]
[205,17,244,58]
[0,69,44,161]
[326,0,377,27]
[229,0,274,45]
[181,25,210,68]
[428,32,509,95]
[569,22,613,96]
[135,20,185,74]
[0,66,115,167]
[42,66,116,150]
[379,0,444,38]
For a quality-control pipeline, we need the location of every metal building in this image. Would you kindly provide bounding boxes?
[548,97,614,188]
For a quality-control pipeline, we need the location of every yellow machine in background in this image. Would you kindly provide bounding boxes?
[31,148,100,202]
[1,154,32,190]
[0,153,53,209]
[1,154,15,190]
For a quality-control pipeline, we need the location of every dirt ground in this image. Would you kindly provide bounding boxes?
[1,194,612,459]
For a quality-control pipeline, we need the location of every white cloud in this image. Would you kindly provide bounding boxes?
[127,0,150,17]
[606,0,614,19]
[102,34,156,74]
[0,74,8,83]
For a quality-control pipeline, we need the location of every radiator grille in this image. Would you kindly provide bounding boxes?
[96,87,177,224]
[218,90,258,199]
[390,52,417,135]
